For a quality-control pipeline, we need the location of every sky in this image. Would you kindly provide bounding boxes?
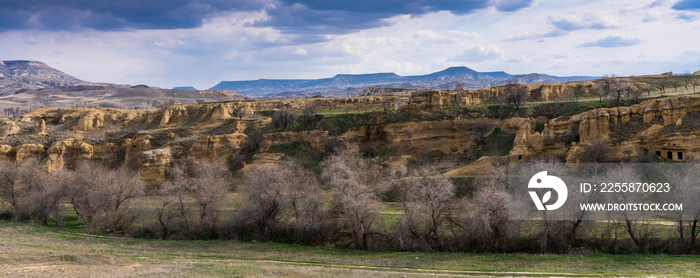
[0,0,699,90]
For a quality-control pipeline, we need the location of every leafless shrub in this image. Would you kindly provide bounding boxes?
[604,164,655,253]
[239,162,332,244]
[240,130,264,156]
[627,83,644,103]
[455,82,466,91]
[273,109,297,131]
[152,181,180,240]
[596,74,617,101]
[323,138,347,155]
[470,119,493,145]
[581,137,612,163]
[322,147,387,250]
[0,159,67,227]
[521,158,585,253]
[163,159,228,239]
[303,101,321,118]
[392,166,455,252]
[226,153,245,172]
[69,162,144,234]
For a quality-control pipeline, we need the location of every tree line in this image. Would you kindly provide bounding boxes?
[2,147,700,254]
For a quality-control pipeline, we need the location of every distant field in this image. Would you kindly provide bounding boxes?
[1,222,700,277]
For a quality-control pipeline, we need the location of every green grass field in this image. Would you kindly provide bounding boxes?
[2,222,700,277]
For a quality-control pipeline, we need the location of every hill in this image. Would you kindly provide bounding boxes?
[0,61,244,111]
[210,66,598,98]
[173,86,198,90]
[0,60,82,96]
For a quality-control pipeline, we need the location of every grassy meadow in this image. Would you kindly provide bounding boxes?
[2,222,700,277]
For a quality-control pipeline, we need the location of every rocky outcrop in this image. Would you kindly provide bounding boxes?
[401,90,443,111]
[16,144,45,161]
[46,138,94,171]
[74,112,105,131]
[139,148,172,181]
[34,119,47,135]
[259,130,330,152]
[228,118,272,133]
[190,134,247,160]
[508,94,700,163]
[1,122,21,137]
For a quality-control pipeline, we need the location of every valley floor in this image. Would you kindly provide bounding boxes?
[1,223,699,277]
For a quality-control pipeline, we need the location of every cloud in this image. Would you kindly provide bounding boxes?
[454,44,505,62]
[677,12,699,21]
[672,0,700,10]
[492,0,535,12]
[0,0,535,35]
[550,16,622,31]
[649,0,666,8]
[579,35,642,48]
[0,0,270,31]
[504,30,567,41]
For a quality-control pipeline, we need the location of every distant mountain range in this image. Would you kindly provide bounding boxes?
[0,60,600,110]
[0,61,243,110]
[210,66,598,98]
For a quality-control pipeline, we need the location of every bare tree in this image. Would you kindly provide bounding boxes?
[581,137,612,163]
[455,82,466,91]
[163,159,228,239]
[501,80,528,109]
[70,162,143,234]
[627,83,643,103]
[191,161,228,237]
[659,75,671,94]
[0,161,23,215]
[470,119,493,145]
[0,159,67,227]
[153,181,180,239]
[684,70,692,91]
[393,166,455,251]
[609,80,635,107]
[322,147,386,250]
[239,163,289,241]
[604,164,654,253]
[596,74,617,102]
[239,161,333,244]
[466,163,512,252]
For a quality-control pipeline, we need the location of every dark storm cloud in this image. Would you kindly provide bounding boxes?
[275,0,494,15]
[0,0,269,30]
[672,0,700,10]
[0,0,533,34]
[254,0,537,34]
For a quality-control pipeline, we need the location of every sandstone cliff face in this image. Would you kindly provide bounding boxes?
[509,94,700,163]
[139,148,172,181]
[190,134,247,160]
[259,130,329,152]
[3,85,699,183]
[46,138,93,170]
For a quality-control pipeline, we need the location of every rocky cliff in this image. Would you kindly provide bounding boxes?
[2,80,695,183]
